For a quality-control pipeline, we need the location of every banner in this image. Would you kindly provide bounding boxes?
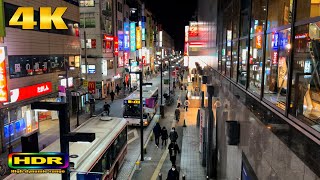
[130,22,136,52]
[136,26,142,49]
[124,23,130,51]
[0,46,7,102]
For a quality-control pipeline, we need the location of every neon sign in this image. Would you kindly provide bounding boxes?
[130,22,136,52]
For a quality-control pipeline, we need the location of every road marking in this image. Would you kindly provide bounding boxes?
[150,118,176,180]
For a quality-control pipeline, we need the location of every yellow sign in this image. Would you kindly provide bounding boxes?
[128,100,140,104]
[9,7,68,29]
[83,80,88,87]
[136,26,142,49]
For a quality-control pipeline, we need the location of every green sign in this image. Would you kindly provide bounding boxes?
[0,0,5,37]
[96,82,102,89]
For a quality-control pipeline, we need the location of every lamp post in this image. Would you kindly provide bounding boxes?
[160,56,164,118]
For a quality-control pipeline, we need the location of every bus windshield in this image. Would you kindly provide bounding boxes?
[123,103,147,118]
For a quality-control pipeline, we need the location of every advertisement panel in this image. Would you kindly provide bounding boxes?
[118,32,124,51]
[88,82,96,93]
[136,26,142,49]
[159,31,163,47]
[0,0,5,37]
[10,82,53,103]
[114,36,119,56]
[124,52,129,65]
[130,22,136,52]
[142,16,146,41]
[256,26,262,49]
[124,22,130,51]
[0,46,7,102]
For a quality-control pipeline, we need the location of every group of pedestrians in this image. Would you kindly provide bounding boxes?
[153,122,181,180]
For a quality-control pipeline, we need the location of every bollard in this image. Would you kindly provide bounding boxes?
[158,173,162,180]
[135,161,141,171]
[182,174,186,180]
[183,119,187,127]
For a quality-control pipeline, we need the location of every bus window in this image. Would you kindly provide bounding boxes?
[91,158,103,172]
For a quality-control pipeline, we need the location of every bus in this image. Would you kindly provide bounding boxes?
[5,116,128,180]
[123,86,158,126]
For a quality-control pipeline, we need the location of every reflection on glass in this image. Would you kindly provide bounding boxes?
[267,0,293,29]
[238,39,248,86]
[250,0,267,33]
[290,23,320,132]
[296,0,320,21]
[249,34,264,95]
[264,29,291,110]
[232,41,239,81]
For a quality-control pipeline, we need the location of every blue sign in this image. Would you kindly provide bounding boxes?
[130,22,136,52]
[272,32,279,50]
[142,17,146,41]
[118,33,124,51]
[124,22,130,51]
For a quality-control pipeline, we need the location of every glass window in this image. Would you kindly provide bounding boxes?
[263,28,291,110]
[80,13,96,28]
[248,34,264,95]
[290,23,320,132]
[240,0,250,37]
[232,40,239,81]
[233,1,240,39]
[238,39,248,86]
[251,0,267,34]
[296,0,320,21]
[267,0,293,29]
[222,44,226,75]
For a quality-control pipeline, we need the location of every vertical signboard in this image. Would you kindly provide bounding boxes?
[0,0,5,37]
[118,32,124,51]
[142,16,146,41]
[124,52,129,65]
[136,26,142,49]
[159,31,163,47]
[124,22,130,51]
[0,47,7,102]
[88,82,96,93]
[184,26,189,56]
[255,26,263,49]
[114,36,119,56]
[130,22,136,52]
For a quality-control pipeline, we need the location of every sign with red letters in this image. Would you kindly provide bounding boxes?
[10,82,52,103]
[0,47,8,102]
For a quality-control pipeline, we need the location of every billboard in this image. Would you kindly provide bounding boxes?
[130,22,136,52]
[0,47,8,102]
[136,26,142,49]
[124,22,130,51]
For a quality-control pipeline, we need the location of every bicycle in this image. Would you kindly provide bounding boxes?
[0,159,9,176]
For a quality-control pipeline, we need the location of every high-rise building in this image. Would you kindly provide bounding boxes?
[0,0,81,152]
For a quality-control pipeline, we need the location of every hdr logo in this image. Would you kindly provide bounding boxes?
[8,153,69,169]
[9,7,68,30]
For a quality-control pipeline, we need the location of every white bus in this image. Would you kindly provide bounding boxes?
[123,86,158,126]
[5,116,128,180]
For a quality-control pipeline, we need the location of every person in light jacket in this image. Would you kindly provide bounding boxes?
[184,97,190,112]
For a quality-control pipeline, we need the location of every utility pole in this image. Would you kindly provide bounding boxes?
[139,71,143,161]
[84,13,88,79]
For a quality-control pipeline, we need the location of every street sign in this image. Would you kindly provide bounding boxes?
[96,82,102,89]
[83,80,88,87]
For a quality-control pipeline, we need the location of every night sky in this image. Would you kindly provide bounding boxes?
[144,0,197,51]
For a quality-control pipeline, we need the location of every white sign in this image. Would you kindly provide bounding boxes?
[60,77,74,88]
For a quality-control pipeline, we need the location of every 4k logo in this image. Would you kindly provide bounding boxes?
[9,7,68,30]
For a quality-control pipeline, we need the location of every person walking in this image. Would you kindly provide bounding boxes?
[169,127,178,143]
[115,84,120,96]
[168,141,180,165]
[174,105,181,121]
[103,102,110,116]
[184,97,190,112]
[153,122,161,148]
[161,127,168,147]
[110,90,115,102]
[167,164,179,180]
[177,96,181,107]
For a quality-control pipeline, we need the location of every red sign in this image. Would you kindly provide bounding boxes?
[104,35,114,41]
[88,82,96,94]
[10,82,52,103]
[256,26,263,49]
[114,37,119,56]
[91,39,96,48]
[124,52,129,65]
[142,56,146,65]
[272,51,278,65]
[0,47,8,102]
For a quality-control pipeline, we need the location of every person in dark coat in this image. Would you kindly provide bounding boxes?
[168,142,180,165]
[174,106,180,121]
[167,164,179,180]
[116,84,120,95]
[169,127,178,143]
[110,90,115,102]
[103,102,110,116]
[161,127,168,147]
[153,122,161,148]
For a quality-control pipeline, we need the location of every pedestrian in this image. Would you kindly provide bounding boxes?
[161,127,168,147]
[214,98,221,108]
[169,127,178,143]
[153,122,161,148]
[167,164,179,180]
[177,96,181,107]
[168,141,180,165]
[110,90,115,102]
[103,102,110,116]
[174,105,181,121]
[116,84,120,95]
[184,97,190,112]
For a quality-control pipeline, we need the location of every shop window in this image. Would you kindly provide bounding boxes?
[232,40,239,81]
[250,0,267,34]
[290,23,320,132]
[267,0,293,29]
[296,0,320,21]
[248,34,264,95]
[263,28,291,111]
[238,39,248,86]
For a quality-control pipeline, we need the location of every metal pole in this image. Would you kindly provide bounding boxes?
[140,71,144,161]
[169,59,170,96]
[84,30,88,80]
[129,59,132,92]
[160,58,163,105]
[59,105,70,180]
[76,93,80,127]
